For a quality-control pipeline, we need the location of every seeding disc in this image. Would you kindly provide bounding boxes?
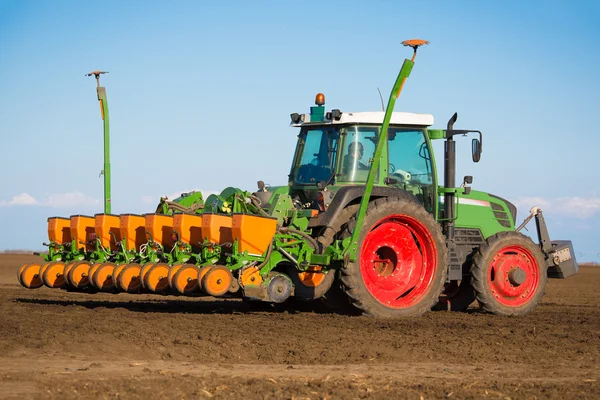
[42,262,66,288]
[139,263,155,289]
[201,266,232,297]
[118,264,142,293]
[68,261,92,289]
[168,263,185,289]
[17,263,29,286]
[93,263,117,291]
[21,263,43,289]
[173,264,200,295]
[144,263,170,293]
[64,261,79,286]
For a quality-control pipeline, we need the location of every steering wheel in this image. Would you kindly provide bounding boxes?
[389,163,396,173]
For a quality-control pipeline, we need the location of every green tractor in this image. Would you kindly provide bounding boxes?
[19,39,577,317]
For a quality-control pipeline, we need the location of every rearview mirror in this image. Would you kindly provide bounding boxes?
[472,138,481,163]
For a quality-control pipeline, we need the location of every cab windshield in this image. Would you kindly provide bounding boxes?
[291,127,340,185]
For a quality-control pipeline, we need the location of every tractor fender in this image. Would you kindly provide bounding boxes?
[308,185,418,229]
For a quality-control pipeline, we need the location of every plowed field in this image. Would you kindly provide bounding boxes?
[1,254,599,399]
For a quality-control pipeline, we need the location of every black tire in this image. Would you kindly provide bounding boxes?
[340,197,448,317]
[471,231,547,316]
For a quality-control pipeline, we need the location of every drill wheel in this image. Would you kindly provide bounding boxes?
[117,264,142,293]
[17,263,29,286]
[167,263,185,289]
[112,264,128,289]
[201,266,232,297]
[173,264,200,295]
[20,263,44,289]
[63,261,80,286]
[87,263,103,287]
[144,263,170,293]
[92,263,117,292]
[139,263,155,289]
[67,261,92,289]
[42,262,66,288]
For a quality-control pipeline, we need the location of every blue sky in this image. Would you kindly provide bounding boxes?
[1,0,599,261]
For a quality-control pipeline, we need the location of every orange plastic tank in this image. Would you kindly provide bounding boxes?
[119,214,146,251]
[173,214,203,247]
[70,215,96,252]
[201,214,233,244]
[94,214,122,251]
[145,214,175,248]
[231,214,277,256]
[47,217,72,243]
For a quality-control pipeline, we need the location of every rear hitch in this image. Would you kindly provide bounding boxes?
[517,207,578,278]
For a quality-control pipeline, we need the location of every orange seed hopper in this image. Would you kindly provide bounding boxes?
[70,215,96,252]
[173,214,203,248]
[94,214,122,251]
[201,214,233,244]
[119,214,147,251]
[145,214,175,248]
[232,214,277,256]
[47,217,72,243]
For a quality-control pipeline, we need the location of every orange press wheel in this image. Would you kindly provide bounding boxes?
[63,261,80,286]
[20,263,43,289]
[173,264,200,295]
[87,263,103,288]
[112,264,127,289]
[42,262,66,288]
[239,266,264,288]
[139,263,155,289]
[144,263,170,293]
[118,264,142,293]
[68,261,92,289]
[17,263,29,286]
[197,266,212,293]
[39,262,52,281]
[92,263,117,292]
[201,266,233,297]
[168,263,185,289]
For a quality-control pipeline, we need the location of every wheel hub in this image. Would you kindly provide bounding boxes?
[508,267,527,286]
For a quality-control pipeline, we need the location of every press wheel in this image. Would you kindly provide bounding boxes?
[17,263,29,286]
[144,263,170,293]
[201,266,232,297]
[92,263,117,291]
[173,264,200,295]
[42,262,66,288]
[20,263,44,289]
[168,263,185,289]
[139,263,155,289]
[117,264,142,293]
[63,261,80,286]
[68,261,92,289]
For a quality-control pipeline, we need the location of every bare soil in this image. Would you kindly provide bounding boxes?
[1,254,599,399]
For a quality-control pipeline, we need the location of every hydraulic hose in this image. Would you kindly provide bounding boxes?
[278,227,319,252]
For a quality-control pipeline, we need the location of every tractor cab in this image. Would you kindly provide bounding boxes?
[288,94,437,212]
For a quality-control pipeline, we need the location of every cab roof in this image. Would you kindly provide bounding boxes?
[291,111,434,127]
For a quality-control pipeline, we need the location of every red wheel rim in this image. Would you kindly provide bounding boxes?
[488,245,539,307]
[360,214,437,308]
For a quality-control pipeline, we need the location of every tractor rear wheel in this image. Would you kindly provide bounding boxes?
[471,231,547,316]
[340,197,447,317]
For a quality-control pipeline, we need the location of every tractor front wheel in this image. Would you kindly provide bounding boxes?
[471,231,547,316]
[340,197,447,317]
